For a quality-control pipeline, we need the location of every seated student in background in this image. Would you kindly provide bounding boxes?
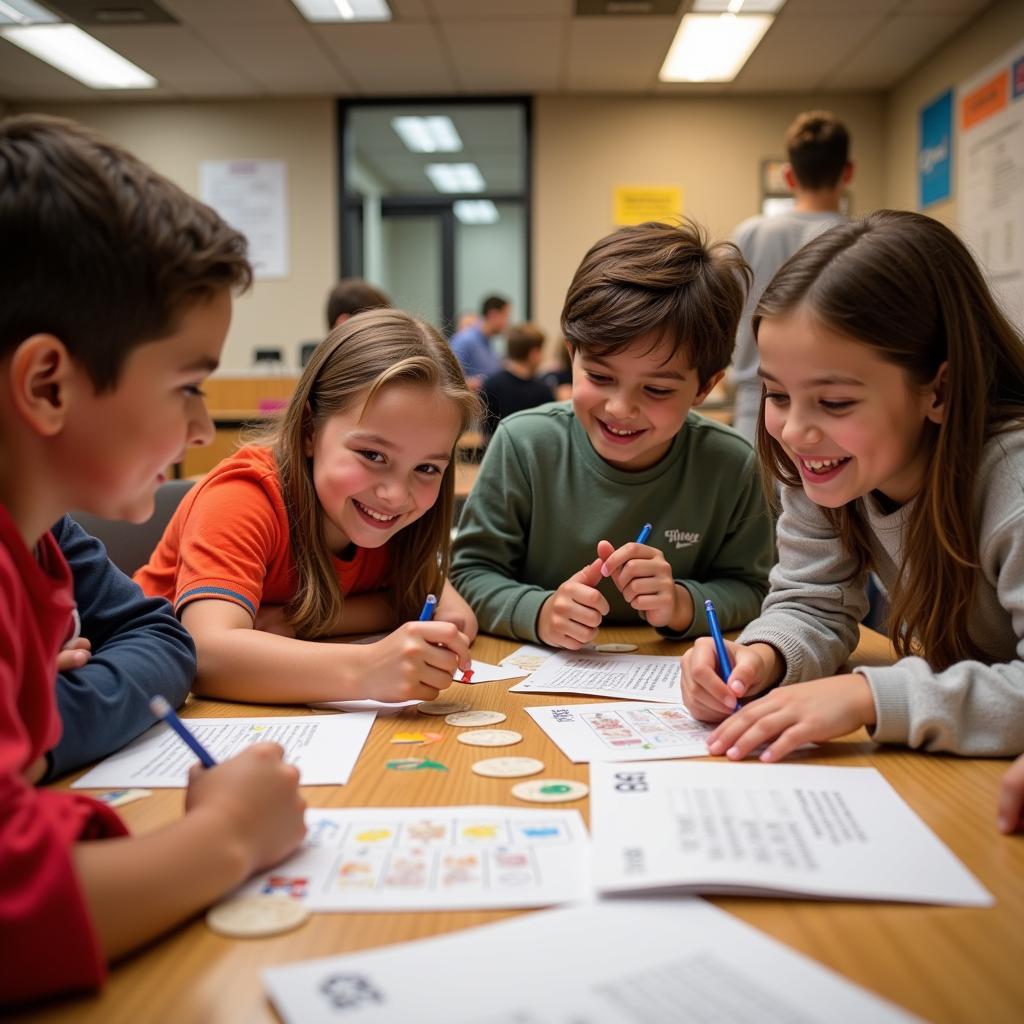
[542,341,574,402]
[0,114,305,1005]
[449,294,510,390]
[325,277,391,330]
[136,309,477,705]
[681,210,1024,762]
[451,221,773,648]
[998,754,1024,834]
[479,322,554,439]
[26,516,195,782]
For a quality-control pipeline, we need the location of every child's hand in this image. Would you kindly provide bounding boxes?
[598,539,692,631]
[56,636,91,672]
[435,581,478,643]
[680,636,774,721]
[359,621,472,702]
[537,557,609,649]
[997,753,1024,834]
[704,674,876,762]
[186,742,306,875]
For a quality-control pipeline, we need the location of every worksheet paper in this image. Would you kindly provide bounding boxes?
[264,898,923,1024]
[525,702,714,762]
[509,651,683,702]
[236,806,590,912]
[72,713,375,788]
[590,761,992,906]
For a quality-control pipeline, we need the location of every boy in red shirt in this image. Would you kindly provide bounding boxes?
[0,115,306,1005]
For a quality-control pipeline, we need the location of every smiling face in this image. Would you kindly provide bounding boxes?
[58,290,227,523]
[306,383,463,553]
[758,305,944,507]
[571,333,719,472]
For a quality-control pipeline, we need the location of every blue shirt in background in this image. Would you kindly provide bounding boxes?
[450,322,501,381]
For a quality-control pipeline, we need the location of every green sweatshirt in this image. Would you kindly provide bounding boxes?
[451,401,773,642]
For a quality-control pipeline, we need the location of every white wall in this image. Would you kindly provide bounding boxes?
[13,98,337,371]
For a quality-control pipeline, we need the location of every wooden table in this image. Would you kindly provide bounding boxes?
[22,627,1024,1023]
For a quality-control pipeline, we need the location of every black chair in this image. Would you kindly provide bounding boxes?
[299,340,320,367]
[253,347,284,366]
[70,479,196,577]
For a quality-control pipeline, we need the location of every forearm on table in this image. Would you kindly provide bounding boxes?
[191,628,364,703]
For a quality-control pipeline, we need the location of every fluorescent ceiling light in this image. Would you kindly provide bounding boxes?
[291,0,392,22]
[0,0,57,25]
[391,116,463,154]
[692,0,785,12]
[659,12,773,82]
[1,24,157,88]
[425,162,485,194]
[454,200,499,225]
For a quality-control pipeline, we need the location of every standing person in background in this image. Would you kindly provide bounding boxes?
[480,323,554,439]
[450,294,510,391]
[325,278,391,330]
[730,111,852,442]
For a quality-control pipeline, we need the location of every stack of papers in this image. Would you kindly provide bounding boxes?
[509,651,683,702]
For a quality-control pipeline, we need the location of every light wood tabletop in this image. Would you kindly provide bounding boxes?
[21,626,1024,1024]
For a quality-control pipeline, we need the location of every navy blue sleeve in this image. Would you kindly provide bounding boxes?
[45,516,196,779]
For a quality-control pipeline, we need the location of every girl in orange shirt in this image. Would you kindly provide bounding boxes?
[137,309,477,704]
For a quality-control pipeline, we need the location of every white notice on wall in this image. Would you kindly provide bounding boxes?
[590,761,992,906]
[200,159,289,279]
[957,42,1024,331]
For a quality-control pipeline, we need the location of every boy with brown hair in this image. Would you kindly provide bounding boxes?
[0,115,305,1005]
[479,321,554,437]
[452,220,773,649]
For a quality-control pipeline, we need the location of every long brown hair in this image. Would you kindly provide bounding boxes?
[753,209,1024,669]
[264,309,478,638]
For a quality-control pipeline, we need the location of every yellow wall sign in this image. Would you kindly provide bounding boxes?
[613,185,683,226]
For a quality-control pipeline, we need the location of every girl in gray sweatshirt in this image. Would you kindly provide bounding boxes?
[681,209,1024,761]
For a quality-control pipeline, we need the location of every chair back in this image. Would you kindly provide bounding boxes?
[70,478,195,577]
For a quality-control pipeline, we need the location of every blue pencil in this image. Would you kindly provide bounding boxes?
[149,695,217,769]
[418,593,438,621]
[704,599,733,680]
[635,522,652,545]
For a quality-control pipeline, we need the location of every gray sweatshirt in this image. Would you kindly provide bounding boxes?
[738,429,1024,756]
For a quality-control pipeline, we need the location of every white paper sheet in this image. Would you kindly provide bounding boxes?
[236,805,590,912]
[264,898,923,1024]
[72,713,375,788]
[460,658,524,683]
[526,701,714,762]
[499,642,557,674]
[509,651,683,702]
[590,761,992,906]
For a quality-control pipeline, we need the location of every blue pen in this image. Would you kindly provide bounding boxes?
[704,598,734,682]
[149,695,217,769]
[635,522,652,545]
[418,593,438,621]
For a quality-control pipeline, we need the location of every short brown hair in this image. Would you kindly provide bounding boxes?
[785,110,850,190]
[561,220,751,387]
[325,277,391,328]
[506,322,545,362]
[0,114,252,391]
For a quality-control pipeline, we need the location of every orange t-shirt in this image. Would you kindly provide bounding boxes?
[135,446,391,618]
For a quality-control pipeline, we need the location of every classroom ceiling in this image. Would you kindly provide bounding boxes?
[0,0,995,103]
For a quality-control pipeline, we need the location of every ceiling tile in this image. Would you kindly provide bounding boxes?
[161,0,303,26]
[440,20,564,93]
[317,22,456,94]
[734,14,884,90]
[566,17,678,92]
[428,0,572,17]
[825,12,968,89]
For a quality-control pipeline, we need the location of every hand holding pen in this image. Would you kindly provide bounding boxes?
[418,594,473,683]
[598,522,693,631]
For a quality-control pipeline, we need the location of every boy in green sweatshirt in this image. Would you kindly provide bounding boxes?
[451,220,773,648]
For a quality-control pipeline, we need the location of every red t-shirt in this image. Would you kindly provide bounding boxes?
[0,502,127,1004]
[135,446,391,618]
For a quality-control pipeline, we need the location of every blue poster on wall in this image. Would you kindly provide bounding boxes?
[918,89,953,208]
